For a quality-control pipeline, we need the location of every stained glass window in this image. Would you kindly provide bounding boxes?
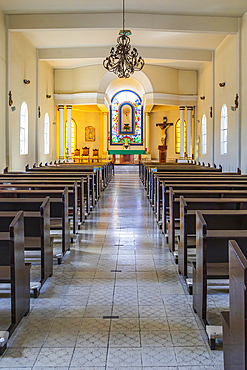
[110,90,143,145]
[175,119,187,155]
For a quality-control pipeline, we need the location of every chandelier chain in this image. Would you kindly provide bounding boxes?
[123,0,125,32]
[103,0,145,78]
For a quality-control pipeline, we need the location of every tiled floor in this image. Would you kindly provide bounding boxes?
[1,165,224,369]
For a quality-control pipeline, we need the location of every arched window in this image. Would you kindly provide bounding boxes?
[110,90,143,145]
[175,119,187,155]
[44,113,49,154]
[202,114,207,155]
[20,102,28,155]
[221,104,228,155]
[66,118,77,154]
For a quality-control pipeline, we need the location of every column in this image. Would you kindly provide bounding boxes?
[58,105,64,159]
[187,106,193,159]
[103,112,108,154]
[145,113,150,154]
[180,106,185,159]
[66,105,72,161]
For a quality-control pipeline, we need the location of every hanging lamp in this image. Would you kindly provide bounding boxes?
[103,0,145,78]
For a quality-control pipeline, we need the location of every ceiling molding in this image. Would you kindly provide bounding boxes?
[8,12,238,34]
[145,92,198,107]
[39,46,212,62]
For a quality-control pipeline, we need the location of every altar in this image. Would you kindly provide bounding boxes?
[108,150,146,164]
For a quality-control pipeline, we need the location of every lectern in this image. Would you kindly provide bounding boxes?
[158,145,167,163]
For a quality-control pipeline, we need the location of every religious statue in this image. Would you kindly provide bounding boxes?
[156,117,173,146]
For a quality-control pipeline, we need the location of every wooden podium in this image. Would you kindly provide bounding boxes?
[158,145,167,163]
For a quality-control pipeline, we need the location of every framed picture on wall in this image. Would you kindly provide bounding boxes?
[85,126,95,142]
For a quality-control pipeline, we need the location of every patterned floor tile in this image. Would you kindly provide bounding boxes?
[141,330,172,347]
[0,347,40,368]
[76,331,109,347]
[140,318,169,331]
[107,348,142,367]
[174,347,213,366]
[142,347,177,367]
[110,318,140,331]
[171,330,205,347]
[109,330,141,347]
[34,348,74,367]
[70,347,107,367]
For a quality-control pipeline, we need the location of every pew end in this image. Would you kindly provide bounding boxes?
[206,325,223,350]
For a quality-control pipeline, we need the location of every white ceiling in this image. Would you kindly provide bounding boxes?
[2,0,246,71]
[21,29,226,50]
[0,0,247,17]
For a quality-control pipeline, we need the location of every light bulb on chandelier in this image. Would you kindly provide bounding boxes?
[103,0,145,78]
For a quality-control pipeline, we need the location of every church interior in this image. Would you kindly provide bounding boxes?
[0,0,246,368]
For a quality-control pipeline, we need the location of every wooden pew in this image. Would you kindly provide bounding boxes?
[0,176,87,221]
[152,172,247,216]
[0,181,85,226]
[193,210,247,329]
[0,186,78,237]
[0,211,30,347]
[163,182,247,236]
[179,196,247,279]
[221,240,247,370]
[0,196,52,286]
[0,196,69,259]
[150,170,245,204]
[0,173,91,217]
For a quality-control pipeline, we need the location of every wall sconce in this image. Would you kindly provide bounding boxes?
[38,106,41,118]
[23,79,31,85]
[46,94,51,99]
[200,96,205,100]
[210,106,213,118]
[9,91,13,106]
[11,106,16,112]
[231,94,239,111]
[219,82,225,87]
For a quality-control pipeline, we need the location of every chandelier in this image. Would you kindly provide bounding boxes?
[103,0,145,78]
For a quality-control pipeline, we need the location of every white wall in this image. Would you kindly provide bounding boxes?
[0,11,6,170]
[9,32,37,171]
[214,35,239,172]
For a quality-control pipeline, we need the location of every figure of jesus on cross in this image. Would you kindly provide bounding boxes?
[156,117,173,146]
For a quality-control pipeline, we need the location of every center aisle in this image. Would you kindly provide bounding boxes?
[3,165,223,369]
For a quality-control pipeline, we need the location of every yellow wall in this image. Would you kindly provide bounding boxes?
[0,10,6,170]
[149,107,180,160]
[56,106,105,159]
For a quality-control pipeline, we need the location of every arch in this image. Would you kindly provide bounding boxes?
[221,104,228,155]
[97,70,153,96]
[201,114,207,155]
[20,101,28,155]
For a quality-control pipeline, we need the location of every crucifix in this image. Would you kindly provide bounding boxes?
[156,117,173,146]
